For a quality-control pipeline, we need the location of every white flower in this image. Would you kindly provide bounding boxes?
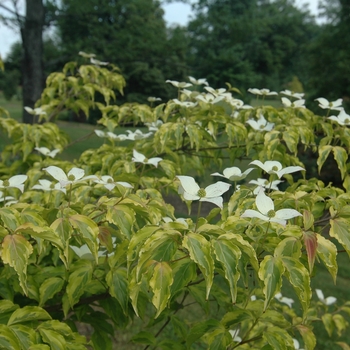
[132,150,162,167]
[70,244,112,260]
[126,129,153,140]
[280,90,305,99]
[0,191,16,203]
[176,175,231,209]
[78,51,96,58]
[107,132,128,141]
[249,178,283,194]
[241,189,302,226]
[172,99,197,108]
[196,93,225,104]
[229,329,242,342]
[315,97,343,111]
[90,57,109,66]
[35,147,60,158]
[43,166,97,188]
[94,175,133,191]
[147,97,162,102]
[275,292,294,308]
[328,109,350,126]
[246,115,274,131]
[211,166,254,181]
[32,179,66,193]
[281,97,306,108]
[145,120,163,131]
[250,160,304,179]
[248,88,278,96]
[188,76,209,86]
[0,175,27,193]
[162,217,189,227]
[293,338,305,350]
[94,130,106,138]
[316,289,337,305]
[24,106,47,116]
[166,80,192,88]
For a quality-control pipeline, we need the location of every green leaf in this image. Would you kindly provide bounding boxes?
[1,234,33,295]
[332,146,348,179]
[170,259,197,295]
[258,255,284,311]
[0,208,21,232]
[212,238,241,303]
[322,313,335,337]
[39,277,65,307]
[69,215,99,263]
[131,331,156,346]
[274,237,302,259]
[263,326,294,350]
[38,328,66,350]
[7,306,51,326]
[329,218,350,256]
[183,232,214,300]
[186,319,220,349]
[15,223,64,250]
[316,234,338,283]
[296,324,316,350]
[221,309,252,328]
[91,330,112,350]
[66,261,93,308]
[9,324,36,349]
[106,268,128,314]
[149,261,173,318]
[0,324,21,350]
[317,145,332,174]
[281,257,311,315]
[106,204,135,239]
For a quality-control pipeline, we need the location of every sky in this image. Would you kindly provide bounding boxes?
[0,0,321,59]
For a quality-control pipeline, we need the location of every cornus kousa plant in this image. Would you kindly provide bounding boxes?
[1,58,350,350]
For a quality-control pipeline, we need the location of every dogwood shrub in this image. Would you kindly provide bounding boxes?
[0,59,350,349]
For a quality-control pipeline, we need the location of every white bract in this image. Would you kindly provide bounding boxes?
[32,179,66,193]
[280,90,305,99]
[248,88,278,96]
[250,160,304,179]
[293,338,305,350]
[211,166,254,181]
[35,147,60,158]
[145,120,163,131]
[315,97,343,111]
[24,106,47,116]
[132,150,162,167]
[94,130,106,138]
[176,175,231,209]
[172,99,197,108]
[241,189,302,226]
[196,93,225,104]
[166,80,192,88]
[90,57,109,66]
[249,178,283,194]
[275,292,294,308]
[126,129,153,140]
[0,191,16,203]
[162,217,189,227]
[70,244,113,260]
[328,109,350,126]
[229,329,242,342]
[246,115,274,131]
[147,97,162,102]
[0,175,27,193]
[43,166,97,188]
[188,76,209,86]
[316,289,337,305]
[94,176,133,191]
[281,97,306,108]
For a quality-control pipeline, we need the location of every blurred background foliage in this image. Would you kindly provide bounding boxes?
[0,0,349,115]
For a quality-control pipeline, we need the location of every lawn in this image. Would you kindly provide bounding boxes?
[0,94,349,348]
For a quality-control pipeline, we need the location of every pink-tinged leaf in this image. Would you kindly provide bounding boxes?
[296,324,316,350]
[303,231,318,273]
[1,235,33,295]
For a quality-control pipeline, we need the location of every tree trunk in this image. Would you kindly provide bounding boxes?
[21,0,44,124]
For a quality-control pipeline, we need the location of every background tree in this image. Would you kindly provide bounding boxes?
[186,0,318,94]
[57,0,190,103]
